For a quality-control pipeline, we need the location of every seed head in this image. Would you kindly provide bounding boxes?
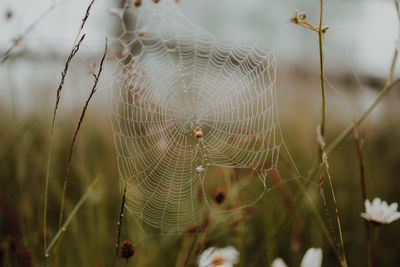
[6,10,13,20]
[134,0,142,7]
[212,186,227,204]
[138,28,147,37]
[120,240,135,259]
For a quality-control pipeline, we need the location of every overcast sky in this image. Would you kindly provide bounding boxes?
[0,0,398,76]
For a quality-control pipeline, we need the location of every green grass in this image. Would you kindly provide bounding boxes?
[0,91,400,266]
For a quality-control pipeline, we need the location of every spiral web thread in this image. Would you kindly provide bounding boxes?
[110,1,282,233]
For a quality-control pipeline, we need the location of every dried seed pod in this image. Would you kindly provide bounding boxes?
[120,240,135,259]
[138,28,147,37]
[134,0,142,7]
[212,186,227,204]
[6,10,13,20]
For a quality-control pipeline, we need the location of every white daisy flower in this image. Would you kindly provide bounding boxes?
[271,258,287,267]
[198,246,239,267]
[271,248,322,267]
[361,198,400,225]
[300,248,323,267]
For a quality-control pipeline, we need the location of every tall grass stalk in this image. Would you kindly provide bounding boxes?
[318,0,326,143]
[317,2,346,264]
[43,0,97,262]
[58,37,107,228]
[43,34,86,262]
[291,1,349,265]
[46,175,100,256]
[322,155,347,267]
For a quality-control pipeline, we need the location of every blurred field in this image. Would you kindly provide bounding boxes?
[1,53,400,267]
[1,1,400,266]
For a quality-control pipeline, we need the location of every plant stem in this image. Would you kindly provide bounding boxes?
[325,77,400,155]
[183,234,200,266]
[318,0,326,142]
[46,175,100,256]
[114,182,128,266]
[318,2,347,265]
[371,226,380,267]
[324,161,348,267]
[352,126,370,249]
[58,37,107,228]
[388,50,398,84]
[43,32,86,265]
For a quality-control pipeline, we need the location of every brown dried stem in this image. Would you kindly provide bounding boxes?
[43,1,97,261]
[58,38,108,227]
[43,33,85,262]
[352,124,370,264]
[352,126,367,203]
[115,183,128,260]
[317,0,327,151]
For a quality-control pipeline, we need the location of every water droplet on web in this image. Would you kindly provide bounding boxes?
[196,165,205,173]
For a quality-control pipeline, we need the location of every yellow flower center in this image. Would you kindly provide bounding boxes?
[211,256,227,266]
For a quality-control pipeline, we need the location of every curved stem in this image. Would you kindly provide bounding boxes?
[318,0,326,141]
[325,77,400,155]
[46,175,100,256]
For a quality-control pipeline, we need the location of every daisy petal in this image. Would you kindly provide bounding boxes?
[300,248,323,267]
[387,212,400,224]
[271,258,288,267]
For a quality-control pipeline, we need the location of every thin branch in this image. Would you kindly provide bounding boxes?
[46,175,100,256]
[58,38,108,227]
[318,0,327,145]
[325,77,400,155]
[0,2,61,64]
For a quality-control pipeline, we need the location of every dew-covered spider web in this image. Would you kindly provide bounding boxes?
[109,0,289,233]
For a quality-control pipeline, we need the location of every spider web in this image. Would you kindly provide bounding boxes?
[109,0,283,233]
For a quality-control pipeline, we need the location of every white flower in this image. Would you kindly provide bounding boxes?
[271,258,287,267]
[271,248,322,267]
[198,246,239,267]
[361,198,400,224]
[300,248,323,267]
